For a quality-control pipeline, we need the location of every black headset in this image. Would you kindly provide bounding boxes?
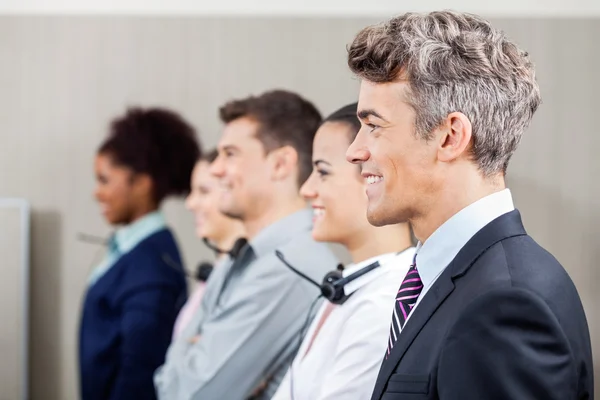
[194,262,214,282]
[275,250,381,305]
[187,237,248,282]
[160,238,249,282]
[202,237,248,259]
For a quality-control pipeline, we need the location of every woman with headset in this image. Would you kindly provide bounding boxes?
[79,107,201,400]
[271,103,415,400]
[171,148,245,340]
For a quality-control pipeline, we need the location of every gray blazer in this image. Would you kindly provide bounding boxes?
[154,209,337,400]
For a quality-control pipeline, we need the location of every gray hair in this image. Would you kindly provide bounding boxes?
[347,11,541,175]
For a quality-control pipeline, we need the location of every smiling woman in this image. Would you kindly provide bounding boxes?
[272,103,415,400]
[80,107,201,400]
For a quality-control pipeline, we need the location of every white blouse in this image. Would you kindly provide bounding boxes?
[272,248,415,400]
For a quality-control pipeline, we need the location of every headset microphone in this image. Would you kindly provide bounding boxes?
[195,262,214,282]
[275,250,322,288]
[275,250,380,305]
[202,237,248,258]
[319,261,380,303]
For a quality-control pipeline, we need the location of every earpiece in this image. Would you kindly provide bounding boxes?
[320,261,380,304]
[275,250,381,305]
[320,269,347,304]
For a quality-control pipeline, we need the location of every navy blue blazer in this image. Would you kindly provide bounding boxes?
[371,210,593,400]
[79,228,187,400]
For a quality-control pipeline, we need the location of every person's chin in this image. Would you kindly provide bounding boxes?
[312,221,340,243]
[221,206,244,221]
[368,199,408,227]
[311,226,329,243]
[218,202,235,218]
[104,213,120,226]
[366,202,391,227]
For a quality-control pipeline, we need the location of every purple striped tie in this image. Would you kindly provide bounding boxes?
[386,258,422,357]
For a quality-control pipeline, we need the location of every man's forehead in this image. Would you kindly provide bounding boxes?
[218,119,258,146]
[358,80,409,112]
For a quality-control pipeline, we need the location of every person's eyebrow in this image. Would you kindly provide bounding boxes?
[357,109,390,123]
[313,159,332,167]
[220,144,239,153]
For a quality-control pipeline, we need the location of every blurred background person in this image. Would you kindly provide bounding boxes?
[79,107,201,400]
[154,89,338,400]
[171,148,246,340]
[272,103,415,400]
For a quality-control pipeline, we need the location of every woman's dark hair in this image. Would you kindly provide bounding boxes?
[323,102,360,141]
[98,107,202,204]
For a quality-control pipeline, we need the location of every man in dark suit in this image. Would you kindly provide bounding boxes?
[345,10,594,400]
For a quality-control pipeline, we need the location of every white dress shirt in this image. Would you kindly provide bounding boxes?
[406,189,515,323]
[272,247,416,400]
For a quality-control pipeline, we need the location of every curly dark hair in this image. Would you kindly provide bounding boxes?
[98,107,202,204]
[219,89,322,187]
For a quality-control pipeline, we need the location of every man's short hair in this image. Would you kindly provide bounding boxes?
[348,11,542,175]
[219,90,322,186]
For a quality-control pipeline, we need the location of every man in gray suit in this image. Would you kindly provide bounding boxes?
[154,90,338,400]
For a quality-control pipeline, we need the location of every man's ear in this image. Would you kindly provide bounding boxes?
[268,145,298,181]
[436,112,473,163]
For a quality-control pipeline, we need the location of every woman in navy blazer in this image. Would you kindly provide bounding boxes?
[79,107,201,400]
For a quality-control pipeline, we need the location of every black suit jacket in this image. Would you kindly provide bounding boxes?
[371,210,593,400]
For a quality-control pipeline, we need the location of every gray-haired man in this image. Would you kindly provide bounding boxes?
[346,11,593,400]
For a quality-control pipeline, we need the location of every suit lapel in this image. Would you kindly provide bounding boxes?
[372,273,454,400]
[371,210,528,400]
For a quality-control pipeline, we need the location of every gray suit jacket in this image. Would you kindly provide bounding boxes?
[155,209,337,400]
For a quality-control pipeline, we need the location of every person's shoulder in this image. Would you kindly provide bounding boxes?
[127,227,177,257]
[337,281,397,335]
[119,228,185,284]
[280,229,338,264]
[357,248,414,292]
[463,235,587,332]
[495,234,576,297]
[252,235,337,273]
[138,227,179,252]
[247,230,338,288]
[345,267,403,314]
[501,234,563,269]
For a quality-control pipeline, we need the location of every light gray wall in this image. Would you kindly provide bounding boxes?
[0,16,597,400]
[0,202,28,400]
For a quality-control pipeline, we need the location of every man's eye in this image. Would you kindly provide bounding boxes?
[367,123,379,133]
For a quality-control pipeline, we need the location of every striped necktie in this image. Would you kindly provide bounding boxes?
[387,257,423,356]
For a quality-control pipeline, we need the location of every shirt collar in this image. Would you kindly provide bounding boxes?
[113,210,167,254]
[249,209,313,258]
[343,247,416,295]
[415,189,515,289]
